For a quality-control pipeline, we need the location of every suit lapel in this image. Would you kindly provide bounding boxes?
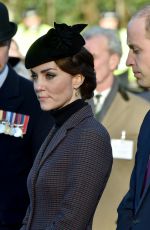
[135,180,150,215]
[97,77,118,121]
[135,152,150,213]
[135,156,148,214]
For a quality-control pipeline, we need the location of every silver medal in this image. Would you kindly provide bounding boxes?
[14,126,23,137]
[0,123,5,134]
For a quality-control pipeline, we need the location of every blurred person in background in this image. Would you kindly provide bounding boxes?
[8,39,31,79]
[14,7,51,57]
[0,2,54,230]
[99,11,120,30]
[84,26,150,230]
[99,11,139,92]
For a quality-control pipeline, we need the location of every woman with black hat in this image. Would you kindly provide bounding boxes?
[20,22,113,230]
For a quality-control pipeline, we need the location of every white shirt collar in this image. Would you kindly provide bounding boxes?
[94,88,111,112]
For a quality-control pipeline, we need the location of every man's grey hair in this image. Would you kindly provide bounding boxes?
[129,4,150,37]
[83,26,122,57]
[131,4,150,19]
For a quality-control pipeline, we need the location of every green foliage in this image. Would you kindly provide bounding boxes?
[127,0,150,15]
[55,0,77,24]
[2,0,150,26]
[97,0,116,12]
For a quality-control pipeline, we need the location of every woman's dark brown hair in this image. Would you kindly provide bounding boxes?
[55,47,96,100]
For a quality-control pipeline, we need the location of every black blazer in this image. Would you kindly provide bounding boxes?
[0,66,54,227]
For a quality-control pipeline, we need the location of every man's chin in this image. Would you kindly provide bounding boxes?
[137,79,150,89]
[0,65,5,73]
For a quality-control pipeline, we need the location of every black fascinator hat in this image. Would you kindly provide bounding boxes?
[25,22,87,69]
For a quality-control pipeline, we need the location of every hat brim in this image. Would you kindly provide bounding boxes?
[0,22,17,42]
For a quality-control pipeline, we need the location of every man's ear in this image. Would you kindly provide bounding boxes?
[109,53,120,71]
[72,74,85,89]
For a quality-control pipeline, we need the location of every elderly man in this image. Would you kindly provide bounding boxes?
[84,26,150,230]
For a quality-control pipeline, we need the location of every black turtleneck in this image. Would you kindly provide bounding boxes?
[51,99,87,128]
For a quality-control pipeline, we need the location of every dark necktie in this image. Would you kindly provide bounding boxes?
[95,94,101,119]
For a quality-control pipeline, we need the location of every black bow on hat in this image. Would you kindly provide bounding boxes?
[25,22,87,69]
[0,2,17,42]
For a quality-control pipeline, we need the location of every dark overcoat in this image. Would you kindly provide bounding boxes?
[0,66,53,227]
[117,110,150,230]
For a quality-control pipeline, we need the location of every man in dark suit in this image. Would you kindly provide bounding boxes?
[0,2,53,230]
[84,26,150,229]
[117,4,150,230]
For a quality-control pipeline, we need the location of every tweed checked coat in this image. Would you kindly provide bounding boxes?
[20,104,113,230]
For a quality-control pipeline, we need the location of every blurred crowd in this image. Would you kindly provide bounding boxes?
[11,7,150,99]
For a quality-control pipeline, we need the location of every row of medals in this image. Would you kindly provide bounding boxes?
[0,121,23,137]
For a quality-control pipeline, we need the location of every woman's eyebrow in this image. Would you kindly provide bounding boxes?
[31,67,57,74]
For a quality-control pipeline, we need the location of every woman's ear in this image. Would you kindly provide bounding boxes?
[72,74,85,89]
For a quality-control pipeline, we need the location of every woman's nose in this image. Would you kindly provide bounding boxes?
[34,79,45,92]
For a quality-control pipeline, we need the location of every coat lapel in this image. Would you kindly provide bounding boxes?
[97,77,118,121]
[31,125,58,168]
[135,180,150,215]
[135,155,149,214]
[39,126,67,168]
[135,152,150,213]
[37,105,93,169]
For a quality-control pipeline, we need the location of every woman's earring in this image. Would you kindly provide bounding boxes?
[75,89,79,97]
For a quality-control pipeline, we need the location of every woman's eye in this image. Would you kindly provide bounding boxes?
[31,74,37,80]
[46,73,56,79]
